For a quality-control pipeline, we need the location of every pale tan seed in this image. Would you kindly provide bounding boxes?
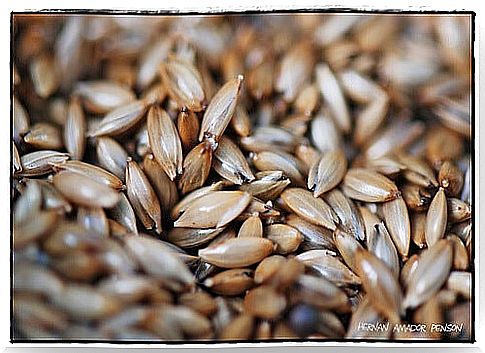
[141,82,168,106]
[124,235,194,286]
[285,214,336,251]
[13,96,30,144]
[125,158,162,234]
[354,248,403,323]
[308,149,347,197]
[64,97,86,160]
[199,75,243,141]
[446,271,471,299]
[24,123,63,150]
[43,221,104,255]
[353,96,389,147]
[160,58,205,112]
[213,136,255,185]
[447,234,469,271]
[281,188,338,230]
[77,207,109,237]
[13,142,21,173]
[438,160,464,197]
[231,106,252,138]
[265,224,303,254]
[30,53,59,98]
[53,250,106,281]
[142,154,179,215]
[316,63,351,133]
[333,228,364,275]
[247,60,274,100]
[366,222,400,278]
[52,160,124,190]
[275,42,314,102]
[342,168,400,202]
[397,153,438,188]
[174,191,252,229]
[364,155,406,177]
[53,171,120,208]
[204,268,254,296]
[295,274,350,312]
[96,136,128,180]
[447,198,471,223]
[14,179,42,224]
[14,263,64,298]
[36,179,72,213]
[244,285,286,320]
[168,227,225,249]
[179,291,217,317]
[108,192,138,235]
[252,151,306,187]
[75,81,136,114]
[240,126,298,154]
[381,196,410,257]
[295,83,319,116]
[137,37,172,90]
[88,100,149,137]
[400,254,420,290]
[425,187,448,247]
[296,249,361,285]
[433,96,471,138]
[403,239,453,309]
[425,126,463,169]
[14,210,58,249]
[238,215,263,238]
[220,314,254,340]
[177,108,200,152]
[239,171,291,202]
[178,141,213,194]
[199,237,274,268]
[147,105,183,181]
[98,275,160,303]
[254,255,287,284]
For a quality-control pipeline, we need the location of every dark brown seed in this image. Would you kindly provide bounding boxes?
[177,108,200,152]
[438,161,464,197]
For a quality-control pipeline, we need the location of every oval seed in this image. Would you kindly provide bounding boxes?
[381,196,411,257]
[96,137,128,180]
[244,285,286,320]
[24,123,63,150]
[178,141,213,194]
[213,136,255,185]
[64,97,86,160]
[177,108,200,152]
[53,160,123,190]
[75,81,136,114]
[342,168,400,202]
[438,161,464,197]
[265,224,303,254]
[204,268,254,296]
[308,149,347,197]
[425,187,448,247]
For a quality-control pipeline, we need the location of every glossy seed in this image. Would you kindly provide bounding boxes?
[447,198,471,223]
[24,123,63,150]
[204,268,254,296]
[199,75,243,141]
[366,222,400,278]
[64,97,86,160]
[108,192,138,235]
[53,171,120,208]
[238,215,263,238]
[75,81,136,114]
[381,196,410,257]
[178,141,213,194]
[265,224,303,254]
[342,168,400,202]
[167,227,225,248]
[308,149,347,197]
[244,285,286,320]
[214,136,254,185]
[52,160,124,190]
[177,108,200,152]
[333,228,364,275]
[438,161,464,197]
[96,136,128,180]
[147,106,183,181]
[199,237,274,268]
[425,187,448,247]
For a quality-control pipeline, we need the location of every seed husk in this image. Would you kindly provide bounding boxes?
[254,255,287,284]
[285,214,336,251]
[308,149,347,197]
[199,75,243,142]
[425,187,448,247]
[53,171,120,208]
[96,137,128,180]
[231,106,252,138]
[381,196,410,257]
[178,141,213,194]
[265,224,303,254]
[125,158,162,234]
[281,188,338,230]
[167,227,225,249]
[177,108,200,152]
[244,285,287,320]
[174,191,252,229]
[52,160,124,190]
[410,212,427,249]
[214,136,255,185]
[88,100,149,137]
[24,122,63,150]
[108,192,138,235]
[147,105,183,181]
[403,239,453,309]
[75,80,136,114]
[438,160,464,197]
[239,171,291,202]
[238,215,263,238]
[354,248,403,323]
[64,97,86,160]
[204,268,254,296]
[342,168,400,203]
[401,183,431,212]
[160,58,205,112]
[199,237,274,268]
[252,151,306,187]
[366,222,400,278]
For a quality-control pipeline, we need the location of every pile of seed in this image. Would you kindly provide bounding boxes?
[12,13,472,341]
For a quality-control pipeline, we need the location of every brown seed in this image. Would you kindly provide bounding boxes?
[64,97,86,160]
[14,295,68,332]
[231,106,252,138]
[425,126,463,169]
[204,268,254,296]
[147,105,183,181]
[296,249,361,286]
[13,96,30,144]
[295,83,319,116]
[381,196,410,257]
[174,191,252,229]
[24,123,63,150]
[239,171,291,202]
[199,237,274,268]
[254,255,287,284]
[265,224,303,254]
[124,235,194,286]
[88,100,149,137]
[342,168,400,202]
[77,207,109,237]
[244,285,286,320]
[53,250,105,281]
[425,187,448,247]
[199,75,243,141]
[248,60,275,100]
[281,188,338,230]
[177,108,200,152]
[30,53,59,98]
[53,171,120,208]
[269,257,305,290]
[438,160,464,197]
[238,215,263,238]
[308,149,347,197]
[14,179,42,224]
[403,239,453,309]
[354,248,403,323]
[125,158,162,233]
[96,136,128,180]
[295,274,350,312]
[213,136,255,185]
[398,153,438,188]
[220,314,254,340]
[178,141,213,194]
[14,210,58,249]
[179,291,217,317]
[364,155,406,177]
[75,81,136,114]
[401,183,432,212]
[52,160,124,190]
[43,222,105,255]
[14,263,64,298]
[447,198,471,223]
[160,58,205,112]
[410,212,427,249]
[447,234,469,271]
[333,228,365,275]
